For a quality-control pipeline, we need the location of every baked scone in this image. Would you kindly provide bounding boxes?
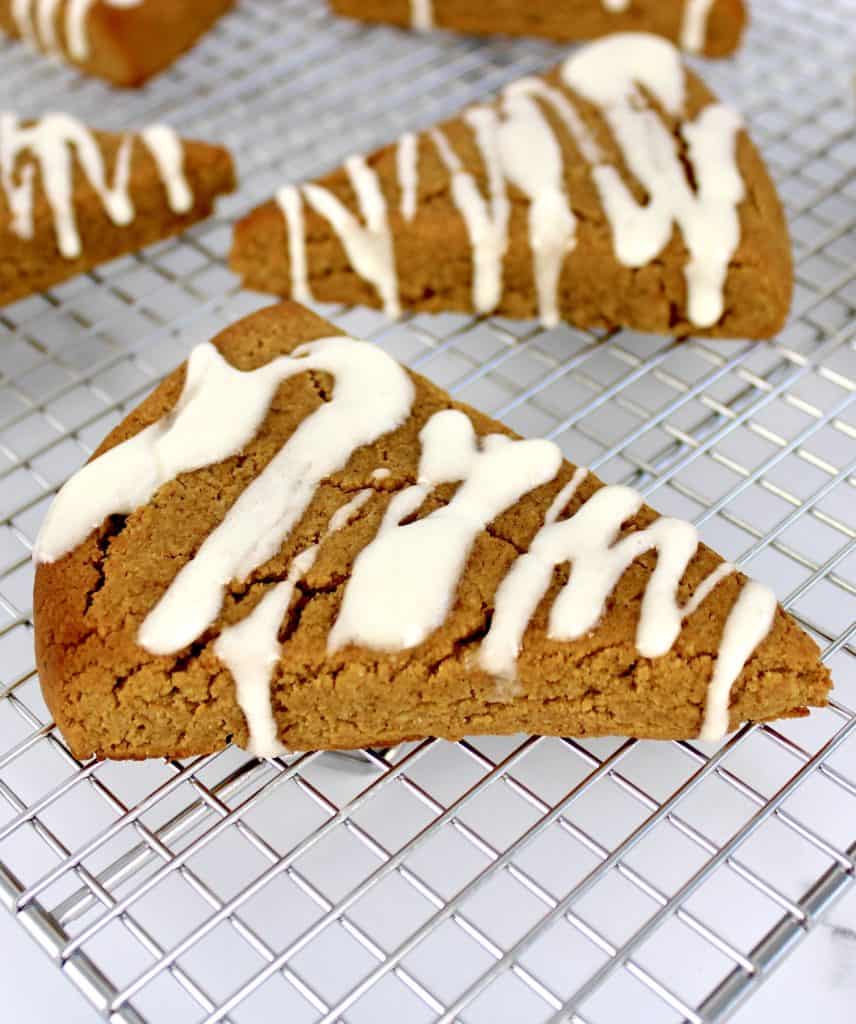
[0,113,236,306]
[231,34,792,340]
[33,302,831,761]
[0,0,234,87]
[330,0,747,58]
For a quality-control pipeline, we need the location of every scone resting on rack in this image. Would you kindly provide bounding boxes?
[33,302,831,761]
[0,0,234,87]
[0,113,235,307]
[330,0,748,58]
[231,33,792,340]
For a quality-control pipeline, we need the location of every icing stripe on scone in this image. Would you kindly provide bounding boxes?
[36,338,777,744]
[215,487,374,758]
[276,185,313,304]
[496,84,578,329]
[276,33,744,329]
[13,0,144,61]
[303,155,400,317]
[0,113,193,259]
[139,124,193,214]
[478,485,740,678]
[396,132,419,222]
[563,33,744,329]
[681,0,717,53]
[410,0,433,30]
[431,111,510,316]
[329,409,562,652]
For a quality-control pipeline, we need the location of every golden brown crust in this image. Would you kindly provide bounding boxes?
[34,303,829,761]
[230,63,792,340]
[0,129,236,307]
[329,0,747,58]
[0,0,234,87]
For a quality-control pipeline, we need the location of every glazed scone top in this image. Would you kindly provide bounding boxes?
[275,34,745,331]
[36,334,778,756]
[0,112,193,259]
[410,0,717,52]
[12,0,143,60]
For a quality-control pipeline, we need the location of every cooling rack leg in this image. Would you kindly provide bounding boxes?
[698,842,856,1023]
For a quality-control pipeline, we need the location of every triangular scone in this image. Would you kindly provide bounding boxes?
[331,0,747,58]
[0,113,235,307]
[0,0,234,87]
[231,34,792,340]
[34,303,830,761]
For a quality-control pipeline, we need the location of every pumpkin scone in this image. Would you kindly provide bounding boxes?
[0,113,236,307]
[33,302,831,761]
[231,34,791,340]
[0,0,234,87]
[330,0,747,58]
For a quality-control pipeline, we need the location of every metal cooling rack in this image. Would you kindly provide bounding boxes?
[0,0,854,1021]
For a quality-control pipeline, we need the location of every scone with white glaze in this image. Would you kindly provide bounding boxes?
[33,302,830,761]
[330,0,747,58]
[0,0,234,87]
[0,113,235,306]
[232,33,792,340]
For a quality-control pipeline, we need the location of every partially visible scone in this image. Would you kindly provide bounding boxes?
[231,34,792,340]
[0,0,234,87]
[330,0,748,58]
[33,302,830,762]
[0,113,235,306]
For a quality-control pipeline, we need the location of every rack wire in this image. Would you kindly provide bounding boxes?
[0,0,854,1021]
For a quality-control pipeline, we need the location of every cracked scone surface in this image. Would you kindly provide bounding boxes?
[231,55,792,340]
[34,303,830,760]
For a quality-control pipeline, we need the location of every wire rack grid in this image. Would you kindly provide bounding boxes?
[0,1,854,1022]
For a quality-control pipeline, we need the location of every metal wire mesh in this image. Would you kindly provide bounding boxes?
[0,0,854,1021]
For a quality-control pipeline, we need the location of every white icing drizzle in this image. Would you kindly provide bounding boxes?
[276,185,313,304]
[214,552,312,760]
[274,34,743,330]
[544,467,588,525]
[35,0,60,52]
[681,0,716,54]
[13,0,144,61]
[509,77,602,168]
[1,112,132,259]
[328,487,373,532]
[329,409,562,653]
[303,155,400,317]
[0,112,193,261]
[137,338,413,655]
[431,109,510,315]
[372,467,390,480]
[479,485,738,679]
[396,132,419,222]
[35,342,294,562]
[67,0,143,59]
[563,33,745,328]
[698,581,777,741]
[139,124,193,215]
[410,0,433,30]
[498,83,577,329]
[215,486,373,758]
[12,0,39,47]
